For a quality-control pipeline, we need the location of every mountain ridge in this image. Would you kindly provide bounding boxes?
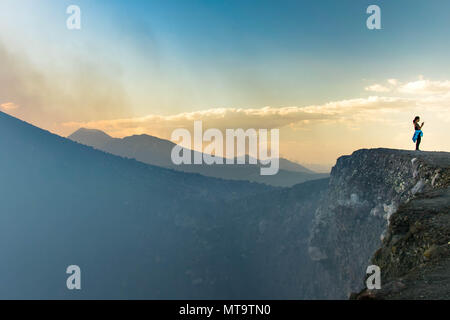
[68,127,327,187]
[69,127,315,172]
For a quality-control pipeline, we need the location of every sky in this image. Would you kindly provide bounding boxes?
[1,0,450,170]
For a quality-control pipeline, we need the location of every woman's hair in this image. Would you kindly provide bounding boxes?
[413,116,420,123]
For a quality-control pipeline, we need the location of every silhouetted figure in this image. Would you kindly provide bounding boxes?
[412,116,424,151]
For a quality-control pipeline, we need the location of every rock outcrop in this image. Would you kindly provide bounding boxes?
[308,148,450,299]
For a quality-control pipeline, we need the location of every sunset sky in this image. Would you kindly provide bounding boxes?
[1,0,450,170]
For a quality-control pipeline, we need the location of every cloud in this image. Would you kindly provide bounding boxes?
[387,79,399,86]
[398,79,450,95]
[365,79,401,92]
[365,84,391,93]
[0,102,19,111]
[63,96,412,138]
[363,77,450,97]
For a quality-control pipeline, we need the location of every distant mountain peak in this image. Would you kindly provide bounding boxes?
[68,127,114,148]
[69,127,112,139]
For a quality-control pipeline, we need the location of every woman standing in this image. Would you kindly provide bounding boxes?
[412,116,425,151]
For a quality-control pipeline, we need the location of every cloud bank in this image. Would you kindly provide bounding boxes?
[63,96,414,138]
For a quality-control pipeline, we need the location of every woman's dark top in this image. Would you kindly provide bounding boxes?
[415,123,421,130]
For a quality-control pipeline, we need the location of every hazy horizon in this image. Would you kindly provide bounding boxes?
[67,125,333,172]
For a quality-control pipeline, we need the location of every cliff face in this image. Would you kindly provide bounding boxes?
[354,152,450,299]
[308,148,450,299]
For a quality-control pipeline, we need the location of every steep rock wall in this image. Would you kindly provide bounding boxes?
[308,148,449,298]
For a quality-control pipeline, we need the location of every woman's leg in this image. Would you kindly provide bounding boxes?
[416,135,421,150]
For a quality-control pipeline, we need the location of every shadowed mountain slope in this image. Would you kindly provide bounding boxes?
[0,111,276,299]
